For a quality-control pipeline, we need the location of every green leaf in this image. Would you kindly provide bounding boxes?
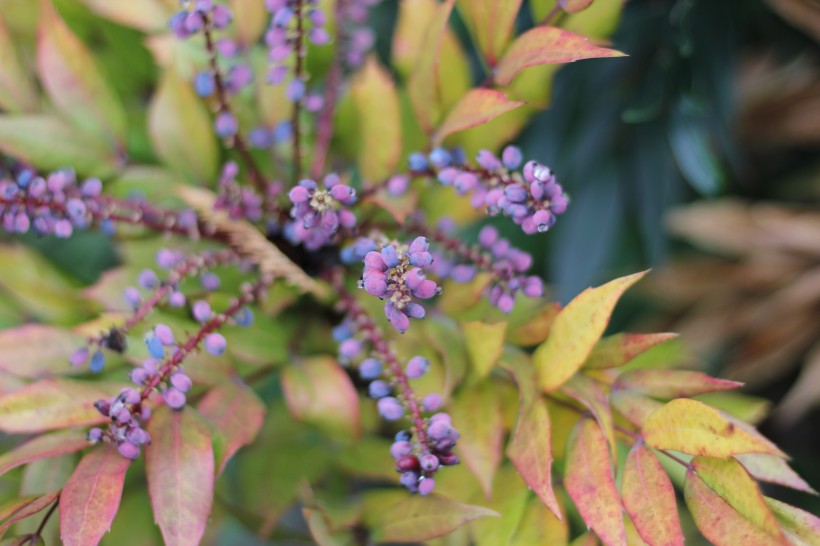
[534,271,647,392]
[0,116,121,178]
[509,496,568,546]
[450,380,503,497]
[494,26,626,87]
[461,320,507,380]
[615,370,743,399]
[145,406,214,546]
[506,301,560,347]
[582,333,678,369]
[148,69,218,182]
[684,468,778,546]
[434,89,524,146]
[560,0,596,13]
[642,399,784,458]
[564,417,626,546]
[366,493,499,543]
[621,443,683,546]
[0,16,37,112]
[0,379,124,433]
[351,57,402,182]
[668,99,725,196]
[281,357,360,441]
[197,381,265,475]
[457,0,523,66]
[407,0,455,133]
[59,447,131,546]
[735,454,816,495]
[76,0,170,31]
[38,0,127,146]
[765,497,820,546]
[231,0,268,47]
[0,325,88,379]
[469,465,531,546]
[0,430,88,479]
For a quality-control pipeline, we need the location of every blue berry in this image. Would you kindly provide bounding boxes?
[368,380,390,399]
[90,351,105,373]
[359,358,382,380]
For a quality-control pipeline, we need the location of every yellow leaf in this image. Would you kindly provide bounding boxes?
[462,320,507,380]
[433,89,523,146]
[561,374,616,457]
[643,399,784,458]
[535,271,647,392]
[456,0,523,66]
[582,332,678,369]
[509,495,568,546]
[765,497,820,546]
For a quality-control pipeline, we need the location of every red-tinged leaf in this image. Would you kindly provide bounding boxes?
[621,443,684,546]
[683,468,780,546]
[76,0,170,31]
[560,0,595,13]
[611,389,663,428]
[691,457,785,541]
[506,398,561,520]
[407,0,455,133]
[148,69,218,182]
[351,57,402,182]
[0,379,126,433]
[509,496,568,546]
[495,26,626,86]
[38,0,127,145]
[765,497,820,546]
[615,370,743,399]
[457,0,523,65]
[0,17,38,113]
[642,399,785,458]
[582,333,678,369]
[367,494,499,543]
[507,302,560,347]
[145,406,214,546]
[433,89,524,145]
[0,491,59,533]
[450,381,503,497]
[0,325,87,379]
[461,320,507,380]
[736,454,817,495]
[197,381,265,475]
[565,417,626,546]
[281,357,361,440]
[0,430,89,479]
[562,374,615,456]
[59,446,130,546]
[534,272,647,392]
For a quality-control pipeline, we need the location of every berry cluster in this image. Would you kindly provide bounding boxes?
[410,146,569,235]
[214,161,268,221]
[286,174,357,249]
[359,237,441,334]
[393,411,460,495]
[170,0,233,40]
[338,0,381,68]
[476,225,544,312]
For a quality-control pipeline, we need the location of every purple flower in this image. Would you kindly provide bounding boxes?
[286,175,357,249]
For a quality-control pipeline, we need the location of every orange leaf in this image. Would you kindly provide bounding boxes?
[683,468,780,546]
[0,430,89,479]
[534,271,647,392]
[495,26,626,86]
[562,374,615,456]
[407,0,455,132]
[0,379,125,433]
[565,417,626,546]
[145,406,214,546]
[197,381,265,475]
[621,443,684,546]
[615,370,742,399]
[582,333,678,369]
[736,453,817,495]
[59,446,131,546]
[611,389,663,428]
[433,89,524,145]
[765,497,820,546]
[642,399,784,458]
[456,0,523,65]
[506,398,561,520]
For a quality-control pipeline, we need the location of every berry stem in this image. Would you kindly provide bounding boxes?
[201,13,267,194]
[34,494,59,538]
[333,275,428,445]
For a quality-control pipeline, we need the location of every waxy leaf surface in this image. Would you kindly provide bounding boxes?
[461,320,507,380]
[621,443,684,546]
[643,399,784,458]
[565,417,626,546]
[0,325,86,379]
[145,407,214,546]
[495,26,626,86]
[535,271,646,392]
[615,370,742,398]
[433,89,523,145]
[60,447,131,546]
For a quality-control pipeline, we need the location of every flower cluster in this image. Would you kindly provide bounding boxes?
[214,161,266,221]
[0,169,99,238]
[411,146,570,235]
[339,0,381,68]
[265,0,329,102]
[286,173,357,249]
[359,237,441,333]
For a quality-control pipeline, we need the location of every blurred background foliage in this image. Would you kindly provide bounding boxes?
[0,0,818,534]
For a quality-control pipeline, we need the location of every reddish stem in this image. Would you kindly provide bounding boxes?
[334,277,428,446]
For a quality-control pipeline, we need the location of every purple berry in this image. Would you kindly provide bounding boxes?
[368,380,390,399]
[201,272,220,291]
[418,477,435,496]
[423,393,442,412]
[204,333,227,356]
[390,441,413,459]
[170,372,192,393]
[192,300,212,322]
[163,387,187,409]
[406,356,429,379]
[118,441,140,460]
[69,347,89,367]
[378,397,404,421]
[420,454,440,472]
[154,324,175,346]
[359,358,382,380]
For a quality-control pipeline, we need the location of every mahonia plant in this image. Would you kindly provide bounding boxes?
[0,0,815,545]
